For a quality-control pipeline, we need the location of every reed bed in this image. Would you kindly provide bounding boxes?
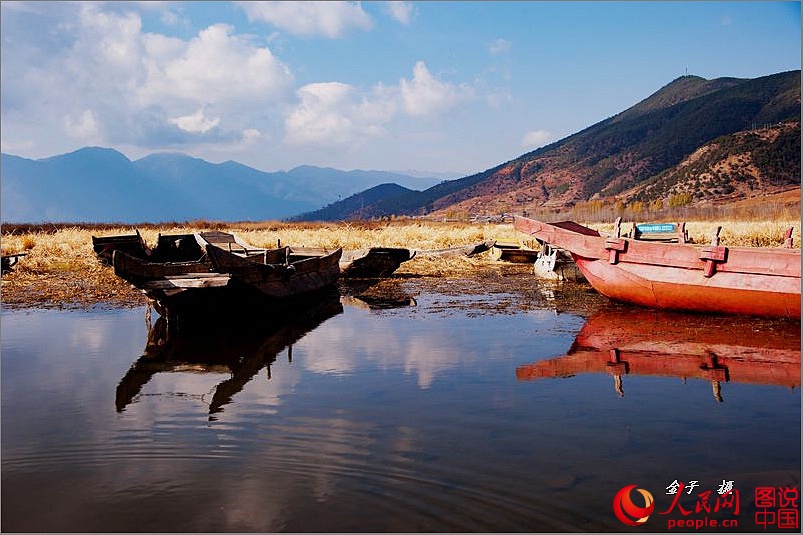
[1,218,799,309]
[590,219,801,247]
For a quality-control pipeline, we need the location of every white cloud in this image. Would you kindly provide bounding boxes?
[64,109,101,141]
[237,1,373,38]
[285,61,475,147]
[71,3,145,76]
[169,109,221,134]
[138,23,294,111]
[160,9,180,26]
[242,128,263,142]
[285,82,358,145]
[1,3,481,171]
[400,61,474,117]
[521,129,554,149]
[1,3,296,156]
[489,38,511,55]
[284,80,398,146]
[386,1,415,25]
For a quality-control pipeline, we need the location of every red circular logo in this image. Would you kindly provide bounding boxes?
[613,485,655,526]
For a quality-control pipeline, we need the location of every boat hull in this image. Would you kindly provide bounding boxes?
[514,216,801,318]
[92,231,148,263]
[340,247,414,277]
[206,244,342,299]
[489,244,540,263]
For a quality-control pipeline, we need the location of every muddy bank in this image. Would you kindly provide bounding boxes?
[1,256,607,316]
[343,262,606,316]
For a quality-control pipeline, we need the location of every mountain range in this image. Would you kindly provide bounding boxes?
[2,70,799,224]
[0,150,442,223]
[308,70,800,220]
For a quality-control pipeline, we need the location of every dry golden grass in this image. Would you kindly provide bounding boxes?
[1,218,799,308]
[0,221,521,308]
[589,219,801,247]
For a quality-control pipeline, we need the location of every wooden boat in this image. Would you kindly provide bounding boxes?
[339,247,415,277]
[489,241,540,263]
[514,216,801,318]
[110,231,291,317]
[111,232,230,290]
[92,230,148,263]
[516,308,801,401]
[112,250,228,294]
[205,242,342,299]
[416,239,496,257]
[288,246,414,277]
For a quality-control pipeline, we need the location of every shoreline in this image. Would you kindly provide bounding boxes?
[2,219,799,313]
[1,256,607,318]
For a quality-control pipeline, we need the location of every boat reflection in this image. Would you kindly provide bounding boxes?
[339,278,418,310]
[517,308,801,402]
[116,293,344,418]
[341,295,417,310]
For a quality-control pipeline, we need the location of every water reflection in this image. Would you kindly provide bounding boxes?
[338,278,418,310]
[517,308,801,402]
[3,299,800,532]
[117,294,344,418]
[341,294,417,310]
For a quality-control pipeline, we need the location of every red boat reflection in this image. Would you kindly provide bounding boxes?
[516,308,800,401]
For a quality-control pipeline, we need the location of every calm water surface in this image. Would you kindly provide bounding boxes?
[2,291,800,532]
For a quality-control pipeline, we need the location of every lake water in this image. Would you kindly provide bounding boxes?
[2,289,800,532]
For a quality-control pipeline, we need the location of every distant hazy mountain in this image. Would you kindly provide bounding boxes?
[0,148,441,223]
[290,183,416,222]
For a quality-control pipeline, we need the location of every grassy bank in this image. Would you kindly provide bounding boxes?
[1,218,800,309]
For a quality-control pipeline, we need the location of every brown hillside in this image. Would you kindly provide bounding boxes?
[419,71,801,220]
[624,121,801,206]
[430,120,800,219]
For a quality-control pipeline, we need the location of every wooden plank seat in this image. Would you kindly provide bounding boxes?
[198,231,268,257]
[627,222,691,243]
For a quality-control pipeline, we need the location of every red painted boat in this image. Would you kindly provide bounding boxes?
[516,308,801,401]
[514,216,801,318]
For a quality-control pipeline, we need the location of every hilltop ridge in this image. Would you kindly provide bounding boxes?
[304,70,799,221]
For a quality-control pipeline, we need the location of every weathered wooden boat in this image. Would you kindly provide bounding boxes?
[287,246,414,277]
[489,241,540,263]
[92,230,148,263]
[109,231,301,317]
[416,239,496,257]
[514,216,801,318]
[487,238,585,281]
[204,242,342,299]
[97,229,264,264]
[339,247,415,277]
[111,231,229,289]
[516,308,801,401]
[112,249,228,294]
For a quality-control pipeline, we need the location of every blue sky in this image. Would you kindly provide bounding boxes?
[1,1,800,176]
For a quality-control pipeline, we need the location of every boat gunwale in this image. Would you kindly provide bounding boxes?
[514,215,801,318]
